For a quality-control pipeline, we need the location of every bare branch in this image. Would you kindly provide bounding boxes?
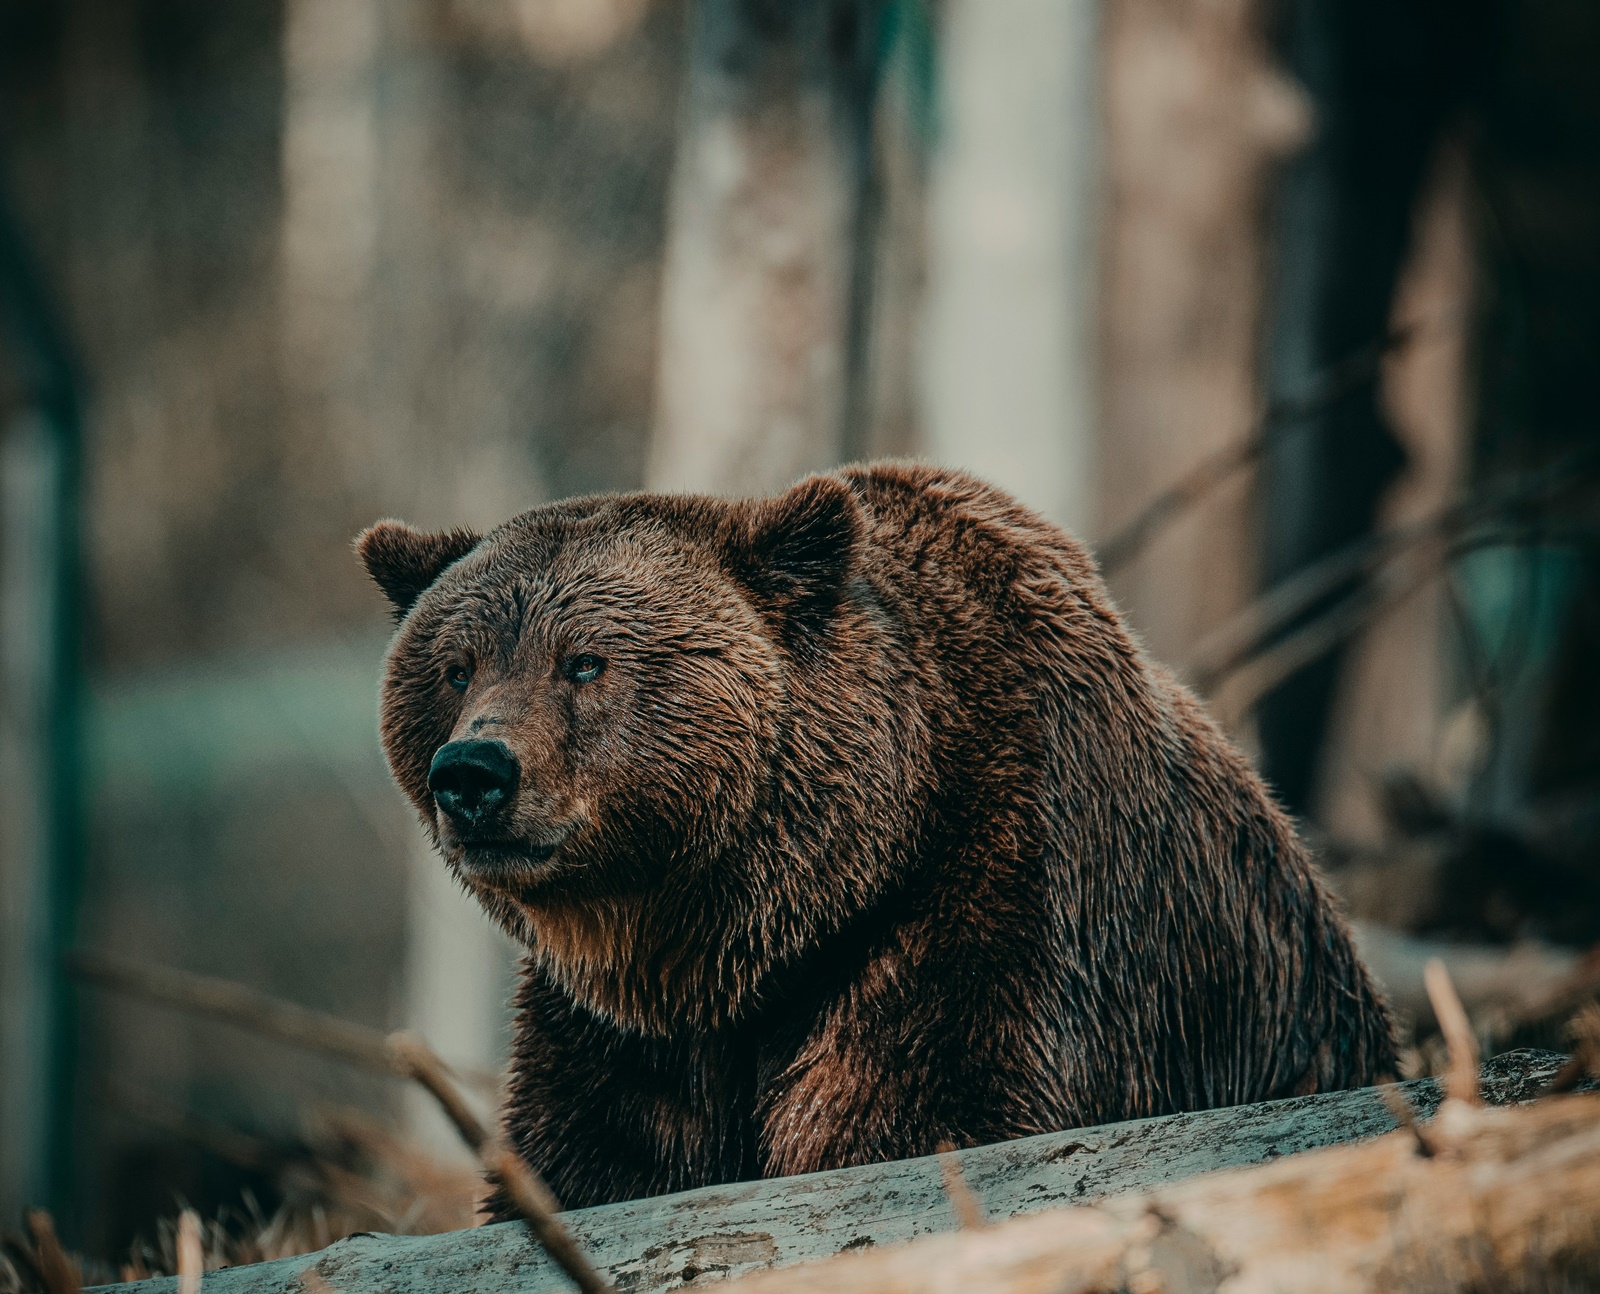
[387,1032,612,1294]
[72,951,609,1294]
[1096,322,1428,576]
[23,1210,81,1294]
[385,1032,492,1151]
[69,948,501,1096]
[1424,958,1480,1107]
[936,1141,986,1229]
[1185,448,1600,715]
[486,1146,613,1294]
[72,949,397,1074]
[176,1209,203,1294]
[1374,1078,1436,1158]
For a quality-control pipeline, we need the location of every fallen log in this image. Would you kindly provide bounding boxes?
[724,1088,1600,1294]
[1351,920,1600,1041]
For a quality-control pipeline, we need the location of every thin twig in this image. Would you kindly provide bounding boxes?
[1095,322,1429,575]
[936,1141,986,1230]
[1095,436,1263,576]
[385,1032,493,1150]
[487,1146,613,1294]
[1188,518,1427,690]
[73,951,609,1293]
[176,1209,203,1294]
[1424,958,1480,1107]
[1208,543,1447,726]
[1187,448,1600,697]
[24,1211,81,1294]
[1375,1077,1436,1158]
[386,1033,612,1294]
[69,948,501,1096]
[71,949,397,1072]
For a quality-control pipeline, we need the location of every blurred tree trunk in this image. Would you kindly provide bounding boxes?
[1251,0,1450,816]
[1095,0,1309,678]
[919,0,1100,536]
[279,0,380,484]
[648,0,886,496]
[0,180,85,1231]
[1315,149,1472,845]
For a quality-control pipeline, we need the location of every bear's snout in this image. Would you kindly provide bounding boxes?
[428,739,520,832]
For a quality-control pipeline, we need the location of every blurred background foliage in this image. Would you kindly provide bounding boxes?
[0,0,1596,1277]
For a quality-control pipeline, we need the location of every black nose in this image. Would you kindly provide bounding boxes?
[427,740,520,829]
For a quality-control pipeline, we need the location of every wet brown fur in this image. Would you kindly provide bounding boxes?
[358,462,1395,1212]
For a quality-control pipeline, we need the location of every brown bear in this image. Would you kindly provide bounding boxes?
[358,461,1394,1212]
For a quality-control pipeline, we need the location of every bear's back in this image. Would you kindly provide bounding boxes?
[832,460,1395,1119]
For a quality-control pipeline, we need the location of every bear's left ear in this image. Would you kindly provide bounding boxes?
[727,475,864,619]
[355,520,481,619]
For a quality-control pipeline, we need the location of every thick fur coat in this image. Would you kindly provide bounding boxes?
[359,462,1394,1212]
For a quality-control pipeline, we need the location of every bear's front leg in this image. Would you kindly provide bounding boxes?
[754,942,1077,1177]
[496,965,761,1213]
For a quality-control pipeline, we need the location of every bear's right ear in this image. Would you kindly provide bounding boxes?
[355,521,481,618]
[726,474,864,623]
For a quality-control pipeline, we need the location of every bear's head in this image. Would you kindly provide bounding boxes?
[358,475,916,1031]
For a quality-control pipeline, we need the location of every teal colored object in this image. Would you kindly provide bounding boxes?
[0,173,88,1224]
[1453,543,1580,684]
[86,637,394,801]
[884,0,940,148]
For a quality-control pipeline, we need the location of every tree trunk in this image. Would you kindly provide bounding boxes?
[648,0,885,496]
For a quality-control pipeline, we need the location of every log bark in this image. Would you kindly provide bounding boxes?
[725,1091,1600,1294]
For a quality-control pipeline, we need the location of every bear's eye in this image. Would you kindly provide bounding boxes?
[565,653,605,685]
[446,664,472,692]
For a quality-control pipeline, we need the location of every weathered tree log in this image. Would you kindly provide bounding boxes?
[1351,920,1600,1041]
[725,1090,1600,1294]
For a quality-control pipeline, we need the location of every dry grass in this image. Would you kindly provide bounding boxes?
[52,955,608,1290]
[3,1109,484,1292]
